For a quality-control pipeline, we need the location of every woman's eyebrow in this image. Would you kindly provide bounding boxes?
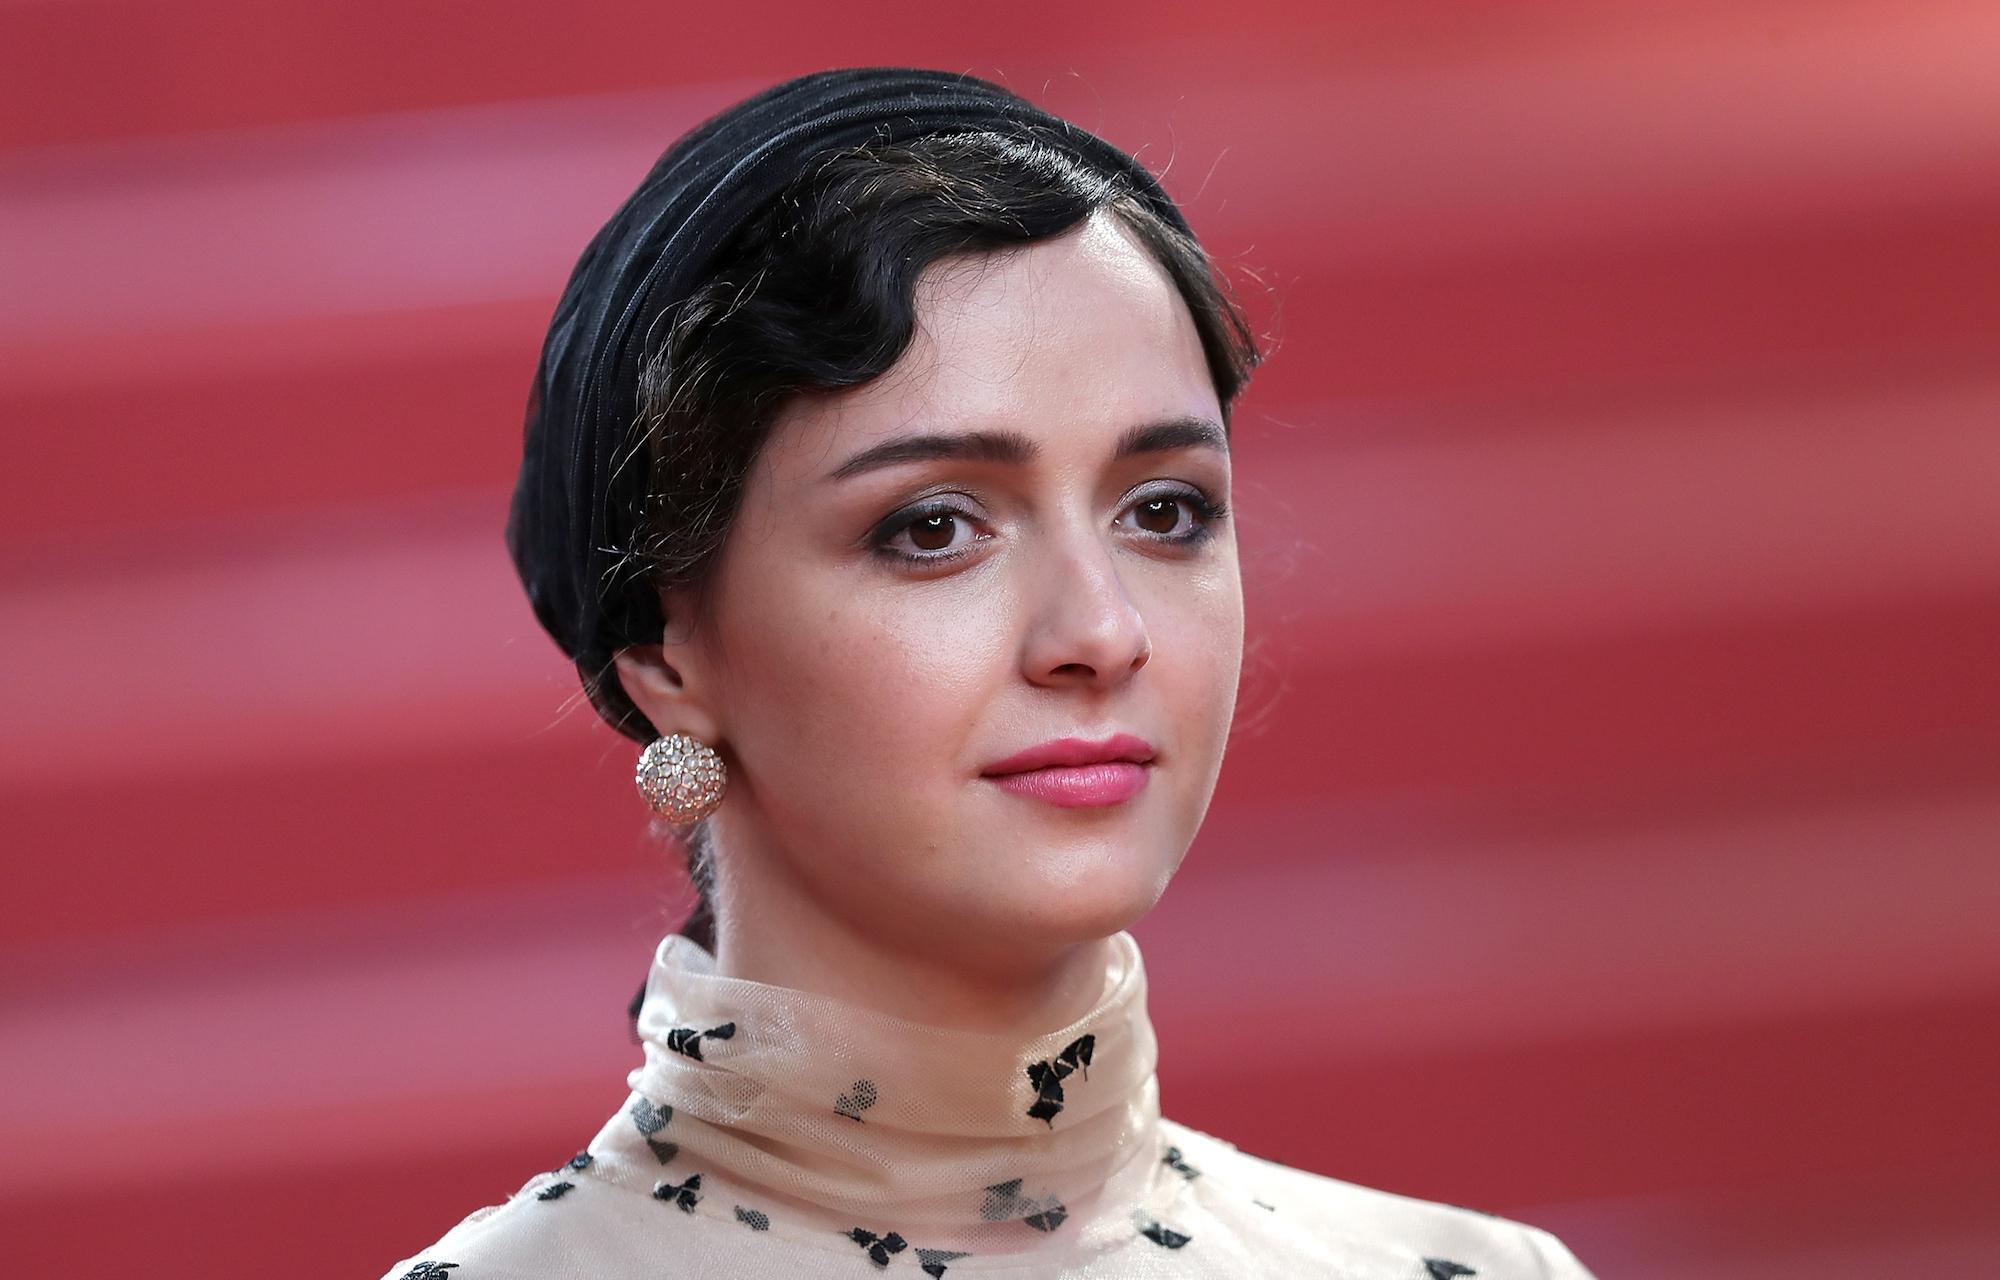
[824,415,1227,483]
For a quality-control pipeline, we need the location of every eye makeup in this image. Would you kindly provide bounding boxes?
[864,484,1229,568]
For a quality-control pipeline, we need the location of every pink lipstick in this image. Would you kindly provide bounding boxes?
[981,733,1155,808]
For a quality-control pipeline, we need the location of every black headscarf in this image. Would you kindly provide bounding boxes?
[505,67,1198,739]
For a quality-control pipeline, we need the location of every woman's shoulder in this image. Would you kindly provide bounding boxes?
[1157,1117,1598,1279]
[376,1122,1597,1279]
[372,1160,713,1280]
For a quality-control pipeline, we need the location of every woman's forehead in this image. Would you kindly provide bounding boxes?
[910,213,1190,378]
[763,212,1218,482]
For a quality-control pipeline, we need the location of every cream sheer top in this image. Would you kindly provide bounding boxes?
[378,929,1598,1278]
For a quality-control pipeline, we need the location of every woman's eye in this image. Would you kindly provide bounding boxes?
[900,510,975,554]
[869,488,1228,567]
[1126,494,1196,537]
[1121,489,1229,544]
[871,504,985,564]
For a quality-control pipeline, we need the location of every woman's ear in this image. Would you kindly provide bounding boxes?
[613,588,723,744]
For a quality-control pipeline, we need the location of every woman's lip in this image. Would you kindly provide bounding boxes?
[981,732,1157,775]
[983,762,1151,808]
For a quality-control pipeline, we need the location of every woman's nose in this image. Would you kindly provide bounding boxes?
[1019,530,1152,688]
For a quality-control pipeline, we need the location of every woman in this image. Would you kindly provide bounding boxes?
[381,67,1598,1279]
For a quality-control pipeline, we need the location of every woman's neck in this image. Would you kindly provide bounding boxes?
[709,840,1113,1036]
[615,919,1164,1257]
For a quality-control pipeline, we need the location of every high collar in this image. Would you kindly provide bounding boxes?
[600,929,1169,1259]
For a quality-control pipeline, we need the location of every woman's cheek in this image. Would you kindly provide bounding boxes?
[838,648,972,784]
[764,605,933,771]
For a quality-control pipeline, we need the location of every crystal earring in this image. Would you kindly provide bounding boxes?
[635,732,728,823]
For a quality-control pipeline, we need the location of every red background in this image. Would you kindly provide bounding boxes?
[3,3,1997,1275]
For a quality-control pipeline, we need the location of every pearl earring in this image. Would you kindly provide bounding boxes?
[635,732,728,822]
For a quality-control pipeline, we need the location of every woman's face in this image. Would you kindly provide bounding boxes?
[648,208,1242,969]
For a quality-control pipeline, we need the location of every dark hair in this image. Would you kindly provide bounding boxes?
[604,130,1261,955]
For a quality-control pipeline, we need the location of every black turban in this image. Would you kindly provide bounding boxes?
[505,66,1198,740]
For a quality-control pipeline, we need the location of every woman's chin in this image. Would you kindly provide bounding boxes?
[964,862,1171,949]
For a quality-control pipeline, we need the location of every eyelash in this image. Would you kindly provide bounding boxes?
[867,487,1231,567]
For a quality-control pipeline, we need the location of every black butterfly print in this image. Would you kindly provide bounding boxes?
[1252,1197,1277,1211]
[980,1177,1028,1221]
[398,1265,458,1280]
[1134,1211,1191,1249]
[1023,1199,1068,1232]
[535,1149,593,1196]
[980,1178,1067,1231]
[652,1172,703,1212]
[834,1077,879,1121]
[1424,1261,1479,1279]
[1162,1145,1201,1180]
[915,1247,971,1277]
[847,1227,908,1268]
[629,1098,680,1162]
[734,1205,770,1231]
[629,1096,673,1135]
[664,1021,737,1060]
[1024,1033,1094,1125]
